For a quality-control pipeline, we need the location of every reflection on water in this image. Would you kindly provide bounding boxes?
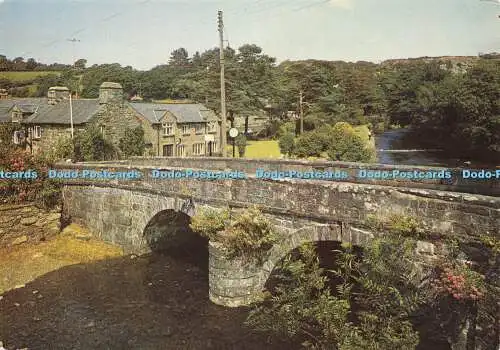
[375,129,463,167]
[0,253,296,350]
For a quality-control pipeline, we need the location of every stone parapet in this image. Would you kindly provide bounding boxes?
[58,157,500,196]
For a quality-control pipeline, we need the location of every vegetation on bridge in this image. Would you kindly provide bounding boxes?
[191,205,499,349]
[190,205,277,264]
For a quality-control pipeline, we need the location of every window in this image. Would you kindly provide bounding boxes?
[181,124,190,135]
[176,144,185,157]
[13,131,24,144]
[162,122,174,136]
[212,141,217,152]
[195,123,204,134]
[100,125,105,137]
[207,122,216,133]
[33,126,41,139]
[192,143,204,155]
[163,144,174,157]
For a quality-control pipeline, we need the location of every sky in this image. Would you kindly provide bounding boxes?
[0,0,499,70]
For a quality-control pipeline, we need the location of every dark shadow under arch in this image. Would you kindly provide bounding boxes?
[143,209,208,270]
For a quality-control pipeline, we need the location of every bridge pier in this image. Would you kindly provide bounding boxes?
[208,241,265,307]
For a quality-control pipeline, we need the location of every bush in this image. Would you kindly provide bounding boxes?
[277,121,296,138]
[235,134,247,158]
[246,236,426,349]
[119,126,145,158]
[0,148,60,208]
[47,135,74,162]
[294,131,325,158]
[278,133,295,157]
[189,207,230,241]
[74,124,116,161]
[190,205,277,263]
[218,205,277,263]
[327,132,372,162]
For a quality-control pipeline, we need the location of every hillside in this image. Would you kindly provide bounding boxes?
[0,71,60,82]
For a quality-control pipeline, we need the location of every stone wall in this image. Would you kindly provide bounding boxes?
[0,204,61,248]
[30,125,84,154]
[80,157,499,196]
[90,103,143,153]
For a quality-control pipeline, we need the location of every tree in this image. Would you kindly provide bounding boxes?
[119,126,145,158]
[74,58,87,70]
[26,58,38,71]
[168,48,190,67]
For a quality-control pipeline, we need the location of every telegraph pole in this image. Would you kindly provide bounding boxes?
[218,10,227,157]
[299,90,304,134]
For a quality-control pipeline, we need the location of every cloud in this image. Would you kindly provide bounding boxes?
[328,0,353,9]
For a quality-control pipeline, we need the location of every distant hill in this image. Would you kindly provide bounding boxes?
[380,56,482,66]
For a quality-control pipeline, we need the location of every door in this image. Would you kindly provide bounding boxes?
[163,144,174,157]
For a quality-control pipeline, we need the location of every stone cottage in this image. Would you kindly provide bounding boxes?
[0,82,221,158]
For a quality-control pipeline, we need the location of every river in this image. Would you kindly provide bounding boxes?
[375,128,465,167]
[0,244,297,350]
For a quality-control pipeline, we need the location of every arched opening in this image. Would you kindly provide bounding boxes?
[143,209,208,270]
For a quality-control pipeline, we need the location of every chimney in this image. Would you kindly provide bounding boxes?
[48,86,70,105]
[99,82,123,105]
[0,89,8,99]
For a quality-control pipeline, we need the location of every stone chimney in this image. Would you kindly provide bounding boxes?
[99,82,123,105]
[48,86,70,105]
[0,89,8,99]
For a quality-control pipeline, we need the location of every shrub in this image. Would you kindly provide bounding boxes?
[218,205,277,263]
[119,126,145,158]
[75,124,116,161]
[294,131,325,158]
[278,133,295,157]
[235,134,247,158]
[189,206,230,241]
[246,236,426,349]
[47,135,74,162]
[327,132,372,162]
[190,205,277,263]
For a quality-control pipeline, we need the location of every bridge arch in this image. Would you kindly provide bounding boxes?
[208,222,373,307]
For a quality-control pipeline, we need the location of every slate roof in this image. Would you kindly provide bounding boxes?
[129,102,218,124]
[25,99,100,125]
[0,100,15,123]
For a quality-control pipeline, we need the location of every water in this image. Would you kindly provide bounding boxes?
[0,252,297,350]
[375,129,464,167]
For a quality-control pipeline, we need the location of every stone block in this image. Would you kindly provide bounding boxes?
[12,235,28,245]
[20,217,38,225]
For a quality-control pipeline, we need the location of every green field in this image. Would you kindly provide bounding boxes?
[0,71,60,82]
[227,140,281,159]
[227,124,376,161]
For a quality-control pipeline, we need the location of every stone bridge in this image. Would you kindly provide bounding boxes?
[57,157,499,306]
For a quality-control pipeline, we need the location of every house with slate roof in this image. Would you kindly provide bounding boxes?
[0,82,221,158]
[129,102,220,156]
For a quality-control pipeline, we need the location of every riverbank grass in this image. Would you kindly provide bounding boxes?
[0,224,123,295]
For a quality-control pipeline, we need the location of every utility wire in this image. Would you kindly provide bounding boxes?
[19,0,153,58]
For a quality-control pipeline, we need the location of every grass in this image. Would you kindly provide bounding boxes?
[227,140,282,159]
[226,124,376,161]
[0,223,123,295]
[0,71,60,82]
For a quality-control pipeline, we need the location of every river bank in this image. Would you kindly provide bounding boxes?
[0,224,123,295]
[0,224,296,350]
